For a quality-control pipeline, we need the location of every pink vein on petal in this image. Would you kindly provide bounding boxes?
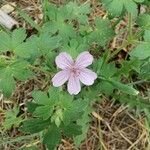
[55,52,73,69]
[79,68,97,85]
[67,75,81,95]
[52,70,70,87]
[75,51,94,68]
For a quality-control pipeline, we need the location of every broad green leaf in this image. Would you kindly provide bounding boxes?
[26,101,38,114]
[62,37,88,58]
[63,124,82,138]
[27,34,61,57]
[108,80,139,95]
[3,106,22,130]
[117,94,150,112]
[130,43,150,60]
[0,31,11,52]
[63,100,87,125]
[123,0,138,16]
[51,108,63,127]
[74,107,91,146]
[0,68,15,97]
[105,0,124,16]
[144,30,150,42]
[98,81,115,95]
[43,4,76,42]
[137,14,150,30]
[33,105,53,120]
[130,30,150,60]
[11,28,27,48]
[43,125,61,150]
[32,91,51,105]
[66,2,91,24]
[0,60,32,97]
[118,59,141,77]
[48,87,60,101]
[140,60,150,80]
[101,0,143,17]
[94,59,118,95]
[15,42,35,58]
[20,118,50,133]
[89,18,114,46]
[0,29,34,58]
[134,0,144,2]
[10,60,33,80]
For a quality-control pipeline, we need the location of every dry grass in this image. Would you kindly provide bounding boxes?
[0,0,150,150]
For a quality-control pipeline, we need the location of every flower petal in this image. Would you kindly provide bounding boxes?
[55,52,73,69]
[79,68,97,86]
[52,70,69,87]
[75,51,94,68]
[67,75,81,95]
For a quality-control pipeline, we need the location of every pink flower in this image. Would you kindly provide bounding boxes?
[52,51,97,95]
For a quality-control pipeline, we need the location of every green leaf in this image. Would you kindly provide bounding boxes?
[74,107,91,146]
[0,60,32,97]
[48,87,60,101]
[140,60,150,80]
[130,31,150,60]
[144,30,150,42]
[108,80,139,95]
[101,0,142,17]
[123,0,138,16]
[117,94,150,112]
[32,91,51,105]
[98,81,115,95]
[134,0,144,2]
[20,118,50,133]
[15,42,35,58]
[11,28,27,48]
[137,14,150,30]
[66,2,91,24]
[3,106,22,130]
[0,29,34,58]
[33,105,53,120]
[0,68,15,97]
[43,125,61,150]
[10,60,32,80]
[63,100,87,124]
[89,18,114,46]
[104,0,124,16]
[26,101,38,114]
[0,31,11,52]
[130,43,150,60]
[118,58,141,77]
[51,108,63,127]
[62,37,89,58]
[63,124,82,138]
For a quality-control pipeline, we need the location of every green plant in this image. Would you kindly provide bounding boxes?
[0,0,150,149]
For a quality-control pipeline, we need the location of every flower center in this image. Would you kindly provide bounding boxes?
[71,67,80,77]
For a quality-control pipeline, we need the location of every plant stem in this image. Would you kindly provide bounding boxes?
[129,80,149,85]
[108,13,134,61]
[109,40,129,61]
[0,133,39,146]
[128,13,133,40]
